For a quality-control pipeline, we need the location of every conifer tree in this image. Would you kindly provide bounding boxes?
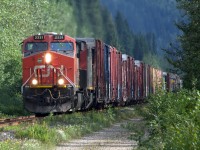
[165,0,200,89]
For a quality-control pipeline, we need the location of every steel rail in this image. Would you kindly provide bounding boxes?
[0,115,36,127]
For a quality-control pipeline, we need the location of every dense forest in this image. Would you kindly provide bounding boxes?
[69,0,159,64]
[100,0,181,53]
[165,0,200,89]
[101,0,182,70]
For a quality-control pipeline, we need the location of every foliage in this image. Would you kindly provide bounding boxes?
[101,0,181,55]
[1,107,137,149]
[15,122,58,143]
[136,90,200,149]
[101,0,184,70]
[0,140,21,150]
[142,52,160,69]
[0,0,36,116]
[0,139,48,150]
[70,0,159,63]
[0,0,76,115]
[164,0,200,89]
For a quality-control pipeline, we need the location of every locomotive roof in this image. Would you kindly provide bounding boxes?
[23,32,75,42]
[76,38,96,48]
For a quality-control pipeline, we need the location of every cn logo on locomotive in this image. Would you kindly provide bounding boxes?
[33,65,64,77]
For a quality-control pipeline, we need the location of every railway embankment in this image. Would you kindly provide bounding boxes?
[0,106,143,150]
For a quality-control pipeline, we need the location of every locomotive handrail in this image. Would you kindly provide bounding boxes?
[21,73,34,94]
[58,68,76,88]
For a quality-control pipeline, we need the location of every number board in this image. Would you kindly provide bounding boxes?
[53,35,65,40]
[34,35,44,40]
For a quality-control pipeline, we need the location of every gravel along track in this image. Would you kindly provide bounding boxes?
[56,118,141,150]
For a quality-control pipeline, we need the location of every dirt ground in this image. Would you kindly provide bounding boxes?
[56,118,141,150]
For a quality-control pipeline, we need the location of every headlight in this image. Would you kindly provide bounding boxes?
[32,79,38,85]
[45,53,52,63]
[58,78,64,85]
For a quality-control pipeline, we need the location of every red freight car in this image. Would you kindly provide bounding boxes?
[94,40,106,103]
[110,47,118,102]
[116,51,123,103]
[135,60,144,100]
[129,56,135,102]
[122,54,128,102]
[122,55,135,104]
[143,64,150,98]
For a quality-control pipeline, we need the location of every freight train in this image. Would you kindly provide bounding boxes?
[21,32,181,115]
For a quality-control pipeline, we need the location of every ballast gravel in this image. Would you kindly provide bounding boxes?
[0,131,15,141]
[56,118,141,150]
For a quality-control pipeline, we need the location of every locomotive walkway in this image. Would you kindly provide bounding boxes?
[56,118,141,150]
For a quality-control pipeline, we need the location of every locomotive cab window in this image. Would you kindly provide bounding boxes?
[24,42,48,56]
[51,42,74,56]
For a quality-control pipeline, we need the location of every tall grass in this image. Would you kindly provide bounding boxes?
[0,106,138,150]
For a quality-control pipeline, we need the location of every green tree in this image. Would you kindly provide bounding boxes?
[115,11,135,55]
[70,0,103,38]
[0,0,76,115]
[101,7,119,47]
[0,0,41,114]
[165,0,200,89]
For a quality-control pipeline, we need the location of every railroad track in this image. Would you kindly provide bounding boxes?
[0,102,145,128]
[0,115,36,128]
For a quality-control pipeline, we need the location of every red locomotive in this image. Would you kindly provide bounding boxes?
[21,32,182,115]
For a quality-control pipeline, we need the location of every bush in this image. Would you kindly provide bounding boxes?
[0,90,29,116]
[139,90,200,149]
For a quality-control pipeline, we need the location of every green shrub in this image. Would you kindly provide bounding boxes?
[139,89,200,149]
[0,91,29,116]
[0,140,21,150]
[15,122,59,144]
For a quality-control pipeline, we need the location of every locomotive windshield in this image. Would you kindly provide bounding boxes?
[51,42,73,51]
[51,42,74,56]
[24,42,48,56]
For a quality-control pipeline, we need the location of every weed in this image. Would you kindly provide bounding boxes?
[135,89,200,149]
[0,106,138,150]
